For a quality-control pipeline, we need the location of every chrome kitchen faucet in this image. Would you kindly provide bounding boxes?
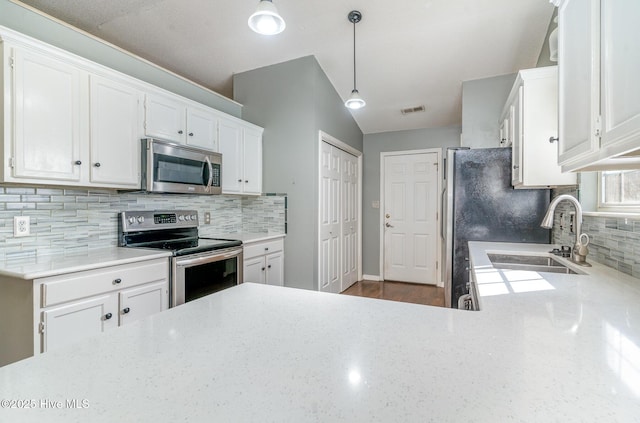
[540,194,591,266]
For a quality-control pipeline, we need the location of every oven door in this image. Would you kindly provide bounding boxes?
[172,247,243,307]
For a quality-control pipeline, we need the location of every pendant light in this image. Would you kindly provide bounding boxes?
[248,0,286,35]
[345,10,366,110]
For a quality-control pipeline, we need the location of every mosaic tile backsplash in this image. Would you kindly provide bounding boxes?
[0,186,286,261]
[551,189,640,279]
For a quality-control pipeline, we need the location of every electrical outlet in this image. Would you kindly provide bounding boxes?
[14,216,30,237]
[204,212,211,224]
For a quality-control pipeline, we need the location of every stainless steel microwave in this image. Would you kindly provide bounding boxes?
[141,138,222,195]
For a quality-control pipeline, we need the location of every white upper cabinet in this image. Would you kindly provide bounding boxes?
[144,95,218,150]
[11,46,83,182]
[1,27,262,190]
[219,117,263,195]
[502,66,576,188]
[185,106,217,150]
[557,0,640,171]
[2,40,143,189]
[144,94,186,144]
[89,74,142,187]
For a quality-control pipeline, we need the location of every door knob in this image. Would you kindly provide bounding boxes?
[385,222,393,228]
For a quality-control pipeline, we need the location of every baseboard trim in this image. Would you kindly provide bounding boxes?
[362,274,381,281]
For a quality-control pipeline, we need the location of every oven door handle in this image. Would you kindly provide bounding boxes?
[175,250,242,267]
[204,156,214,192]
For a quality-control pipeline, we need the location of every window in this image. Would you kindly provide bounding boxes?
[599,170,640,211]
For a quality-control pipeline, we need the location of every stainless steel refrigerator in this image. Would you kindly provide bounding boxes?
[443,148,551,308]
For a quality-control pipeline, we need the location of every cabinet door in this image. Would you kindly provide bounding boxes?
[42,294,117,353]
[186,106,217,150]
[511,87,523,186]
[557,0,600,164]
[242,127,263,195]
[265,252,284,286]
[499,117,510,147]
[118,281,168,326]
[599,0,640,150]
[219,118,243,194]
[12,47,82,181]
[89,74,141,187]
[244,256,266,284]
[144,94,185,143]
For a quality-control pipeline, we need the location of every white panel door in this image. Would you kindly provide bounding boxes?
[185,106,217,150]
[218,118,243,194]
[144,94,185,144]
[89,74,141,187]
[383,153,439,284]
[42,294,117,353]
[557,0,600,164]
[599,0,640,149]
[118,281,168,326]
[242,127,263,195]
[319,142,341,293]
[341,151,358,291]
[265,252,284,286]
[13,47,82,181]
[244,256,266,284]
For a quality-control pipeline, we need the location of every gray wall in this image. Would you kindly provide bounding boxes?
[0,0,241,117]
[234,56,363,290]
[362,125,462,277]
[460,73,516,148]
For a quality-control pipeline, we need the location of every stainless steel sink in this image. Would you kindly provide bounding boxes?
[487,253,582,275]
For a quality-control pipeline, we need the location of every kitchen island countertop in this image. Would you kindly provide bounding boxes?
[1,242,639,421]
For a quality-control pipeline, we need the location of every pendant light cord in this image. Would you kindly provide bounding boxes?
[353,19,357,91]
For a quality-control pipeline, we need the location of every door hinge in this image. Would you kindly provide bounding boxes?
[9,57,14,68]
[8,157,14,168]
[595,115,602,138]
[436,261,439,270]
[39,322,45,334]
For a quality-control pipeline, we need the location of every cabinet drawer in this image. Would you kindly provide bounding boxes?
[243,238,284,259]
[40,259,168,307]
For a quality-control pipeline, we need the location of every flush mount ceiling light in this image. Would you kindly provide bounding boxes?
[248,0,286,35]
[345,10,366,110]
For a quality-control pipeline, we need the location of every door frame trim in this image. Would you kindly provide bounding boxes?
[317,131,363,292]
[379,148,443,285]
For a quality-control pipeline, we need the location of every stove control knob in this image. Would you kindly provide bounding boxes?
[190,214,197,221]
[128,217,136,225]
[185,215,191,221]
[137,216,145,224]
[178,215,185,221]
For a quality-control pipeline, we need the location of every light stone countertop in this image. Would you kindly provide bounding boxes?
[0,242,639,422]
[0,248,172,279]
[209,232,286,244]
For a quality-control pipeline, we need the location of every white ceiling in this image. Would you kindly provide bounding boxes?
[16,0,554,134]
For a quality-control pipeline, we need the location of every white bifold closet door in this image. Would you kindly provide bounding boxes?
[319,142,358,293]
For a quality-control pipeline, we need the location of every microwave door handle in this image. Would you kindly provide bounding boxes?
[204,156,214,191]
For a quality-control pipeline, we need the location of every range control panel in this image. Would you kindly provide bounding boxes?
[120,210,199,232]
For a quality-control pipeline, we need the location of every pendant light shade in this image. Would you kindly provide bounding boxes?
[248,0,286,35]
[345,89,366,110]
[345,10,365,110]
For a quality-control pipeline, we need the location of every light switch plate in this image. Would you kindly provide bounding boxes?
[14,216,30,237]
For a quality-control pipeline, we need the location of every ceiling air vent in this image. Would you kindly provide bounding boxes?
[400,105,426,115]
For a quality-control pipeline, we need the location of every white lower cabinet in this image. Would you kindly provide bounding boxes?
[37,259,169,353]
[42,294,118,352]
[242,237,284,286]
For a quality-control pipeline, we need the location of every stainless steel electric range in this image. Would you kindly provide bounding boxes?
[119,210,242,307]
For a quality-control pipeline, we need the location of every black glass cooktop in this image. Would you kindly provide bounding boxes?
[126,237,241,256]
